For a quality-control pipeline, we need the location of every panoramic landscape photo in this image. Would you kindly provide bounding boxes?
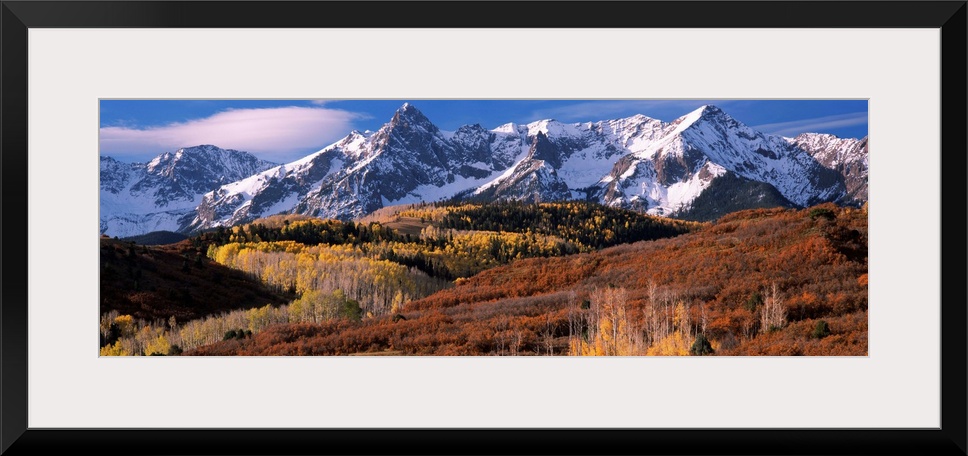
[99,99,869,356]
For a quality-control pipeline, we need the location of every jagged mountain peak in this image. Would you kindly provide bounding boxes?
[451,124,491,150]
[615,113,662,124]
[673,104,733,128]
[391,102,433,125]
[492,122,521,134]
[148,145,277,178]
[789,132,867,153]
[526,118,582,139]
[165,144,237,163]
[152,144,259,165]
[456,123,487,133]
[698,104,725,115]
[794,132,839,141]
[687,104,727,119]
[339,130,368,144]
[791,132,866,149]
[664,104,771,155]
[179,144,221,153]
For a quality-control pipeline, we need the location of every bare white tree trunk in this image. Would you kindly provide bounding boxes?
[760,282,787,332]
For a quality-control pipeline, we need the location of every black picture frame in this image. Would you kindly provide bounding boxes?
[2,1,965,455]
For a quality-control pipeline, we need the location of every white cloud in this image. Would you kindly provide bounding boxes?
[753,112,869,137]
[100,106,365,163]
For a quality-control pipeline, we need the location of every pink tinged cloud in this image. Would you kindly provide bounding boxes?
[99,107,364,162]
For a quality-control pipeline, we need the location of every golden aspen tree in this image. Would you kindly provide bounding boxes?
[100,341,129,356]
[569,287,641,356]
[113,314,136,338]
[646,298,694,356]
[144,333,171,356]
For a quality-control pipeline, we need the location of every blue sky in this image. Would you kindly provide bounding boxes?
[100,99,868,163]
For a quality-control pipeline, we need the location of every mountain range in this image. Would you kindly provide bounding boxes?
[99,103,868,237]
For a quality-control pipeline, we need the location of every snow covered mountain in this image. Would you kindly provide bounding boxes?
[185,103,528,231]
[789,133,869,205]
[595,105,851,219]
[100,104,868,236]
[100,145,277,237]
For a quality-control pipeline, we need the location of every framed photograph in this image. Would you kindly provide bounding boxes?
[2,1,965,455]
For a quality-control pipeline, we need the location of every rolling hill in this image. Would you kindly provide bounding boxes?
[187,203,868,356]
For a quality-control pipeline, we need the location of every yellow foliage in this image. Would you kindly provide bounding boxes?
[144,334,171,356]
[569,338,600,356]
[646,331,693,356]
[710,339,723,353]
[567,287,645,356]
[672,301,690,328]
[599,318,614,342]
[100,341,129,356]
[113,314,136,337]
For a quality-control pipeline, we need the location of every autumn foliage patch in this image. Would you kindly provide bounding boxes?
[188,204,867,356]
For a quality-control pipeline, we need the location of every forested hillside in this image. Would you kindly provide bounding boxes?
[99,237,293,321]
[186,204,867,356]
[98,237,295,355]
[101,202,697,355]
